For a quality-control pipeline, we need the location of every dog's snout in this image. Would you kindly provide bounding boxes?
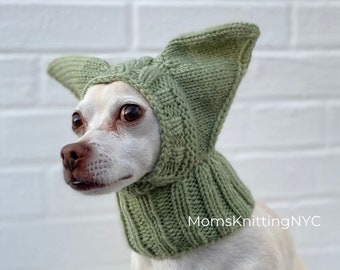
[61,143,90,171]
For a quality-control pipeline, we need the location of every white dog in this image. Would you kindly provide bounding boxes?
[60,81,305,270]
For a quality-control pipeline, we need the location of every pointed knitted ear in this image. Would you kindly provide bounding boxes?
[159,23,260,151]
[47,56,110,100]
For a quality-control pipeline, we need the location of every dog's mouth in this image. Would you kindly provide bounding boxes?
[68,179,108,191]
[67,175,132,192]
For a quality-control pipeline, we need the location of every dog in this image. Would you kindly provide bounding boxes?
[60,81,305,270]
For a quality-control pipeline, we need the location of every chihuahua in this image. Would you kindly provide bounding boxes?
[60,81,305,270]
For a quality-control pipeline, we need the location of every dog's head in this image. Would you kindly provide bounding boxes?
[48,23,259,195]
[60,81,161,194]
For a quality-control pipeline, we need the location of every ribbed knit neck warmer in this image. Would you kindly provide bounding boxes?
[48,22,260,259]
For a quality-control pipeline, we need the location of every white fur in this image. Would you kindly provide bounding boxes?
[67,81,305,270]
[73,81,160,194]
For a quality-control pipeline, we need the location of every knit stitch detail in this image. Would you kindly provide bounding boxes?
[117,151,254,258]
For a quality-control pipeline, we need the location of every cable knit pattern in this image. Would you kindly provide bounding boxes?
[47,22,260,259]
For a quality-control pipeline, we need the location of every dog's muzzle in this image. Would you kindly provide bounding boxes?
[60,142,107,191]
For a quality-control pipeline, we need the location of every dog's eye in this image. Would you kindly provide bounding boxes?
[121,104,142,122]
[72,112,83,130]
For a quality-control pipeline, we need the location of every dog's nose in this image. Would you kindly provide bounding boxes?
[61,143,90,171]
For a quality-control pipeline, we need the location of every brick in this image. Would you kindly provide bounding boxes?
[0,169,45,217]
[290,198,340,249]
[136,3,290,50]
[327,104,340,145]
[315,152,340,194]
[1,111,77,163]
[46,166,120,216]
[0,4,128,50]
[0,57,39,106]
[266,198,340,269]
[238,55,340,99]
[296,4,340,47]
[227,152,340,199]
[216,103,253,150]
[0,220,130,269]
[263,197,340,252]
[43,77,79,107]
[250,103,325,148]
[218,102,325,149]
[0,118,4,161]
[295,0,337,1]
[301,248,340,270]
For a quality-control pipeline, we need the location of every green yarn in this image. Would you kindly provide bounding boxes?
[48,22,260,259]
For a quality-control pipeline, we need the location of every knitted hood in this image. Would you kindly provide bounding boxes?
[48,22,260,259]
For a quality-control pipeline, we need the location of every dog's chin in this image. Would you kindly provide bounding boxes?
[66,176,134,195]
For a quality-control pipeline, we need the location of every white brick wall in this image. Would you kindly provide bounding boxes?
[0,0,339,269]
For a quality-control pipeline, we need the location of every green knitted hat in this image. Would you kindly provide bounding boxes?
[48,22,260,259]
